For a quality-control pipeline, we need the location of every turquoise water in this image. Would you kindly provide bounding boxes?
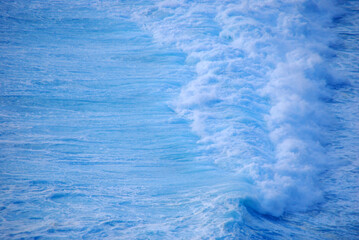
[0,0,358,239]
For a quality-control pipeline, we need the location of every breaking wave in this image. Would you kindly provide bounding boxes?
[132,0,342,217]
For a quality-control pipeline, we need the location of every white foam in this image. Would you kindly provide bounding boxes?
[132,0,340,217]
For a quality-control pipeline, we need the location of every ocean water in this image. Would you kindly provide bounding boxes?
[0,0,358,239]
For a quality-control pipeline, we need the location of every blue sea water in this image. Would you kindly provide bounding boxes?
[0,0,358,239]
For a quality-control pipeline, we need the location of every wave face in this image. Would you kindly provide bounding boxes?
[1,0,358,239]
[133,0,339,217]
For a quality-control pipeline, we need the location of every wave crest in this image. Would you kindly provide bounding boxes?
[132,0,339,216]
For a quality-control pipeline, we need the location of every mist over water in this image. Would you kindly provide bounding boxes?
[0,0,358,239]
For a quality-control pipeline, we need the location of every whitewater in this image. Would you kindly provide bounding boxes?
[0,0,358,239]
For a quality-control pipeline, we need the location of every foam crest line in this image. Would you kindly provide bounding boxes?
[132,0,340,216]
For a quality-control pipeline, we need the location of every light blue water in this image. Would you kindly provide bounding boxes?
[0,0,358,239]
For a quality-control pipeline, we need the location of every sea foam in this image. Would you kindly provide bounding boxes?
[132,0,340,216]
